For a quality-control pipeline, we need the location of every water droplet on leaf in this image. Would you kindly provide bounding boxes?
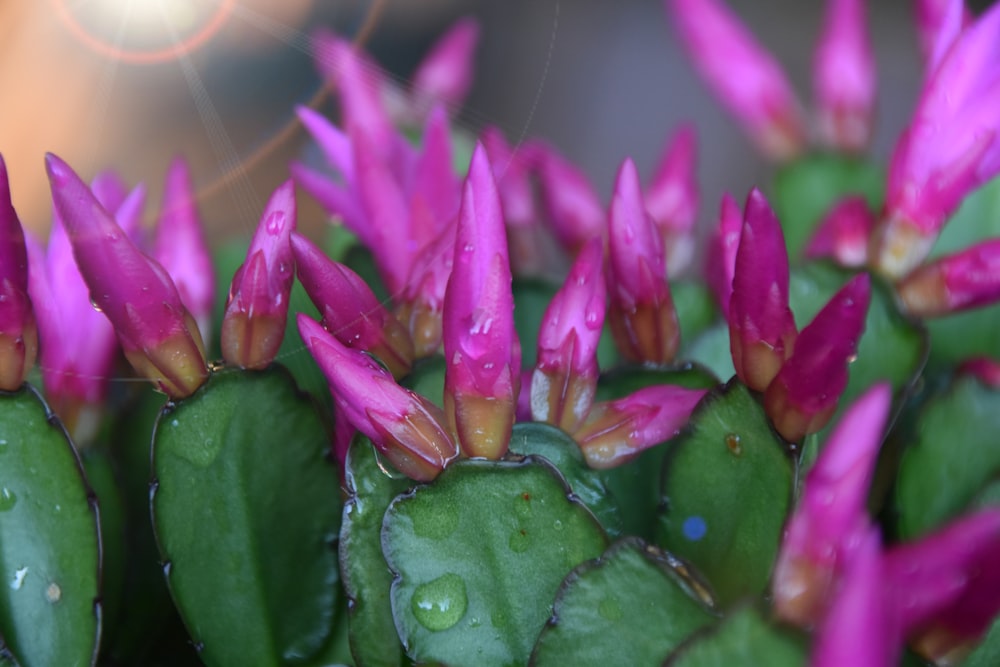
[724,433,742,456]
[0,487,16,511]
[411,573,468,631]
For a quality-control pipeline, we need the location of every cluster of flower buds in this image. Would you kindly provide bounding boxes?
[0,156,37,393]
[721,189,870,442]
[773,384,1000,665]
[667,0,874,158]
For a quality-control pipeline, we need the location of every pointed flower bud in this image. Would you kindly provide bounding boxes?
[913,0,972,66]
[764,273,871,443]
[0,156,37,391]
[533,142,606,252]
[313,31,395,159]
[705,193,742,317]
[607,158,680,365]
[45,153,207,399]
[396,222,455,358]
[728,189,797,392]
[411,17,480,116]
[883,508,1000,656]
[292,233,414,379]
[221,181,296,370]
[812,527,893,667]
[897,239,1000,317]
[530,238,606,433]
[442,144,519,459]
[411,105,461,230]
[646,124,699,276]
[574,385,707,469]
[875,2,1000,278]
[804,196,875,268]
[958,357,1000,388]
[90,170,148,247]
[481,126,536,229]
[813,0,877,153]
[153,158,215,344]
[300,315,458,481]
[666,0,806,161]
[772,383,891,626]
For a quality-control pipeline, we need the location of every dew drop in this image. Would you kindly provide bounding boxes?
[46,582,62,603]
[9,567,27,590]
[89,297,103,313]
[724,433,742,456]
[598,597,623,621]
[162,561,172,578]
[552,519,563,531]
[0,487,16,512]
[411,573,468,631]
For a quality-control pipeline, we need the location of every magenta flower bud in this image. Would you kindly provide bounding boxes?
[813,0,877,153]
[89,170,128,216]
[396,222,456,358]
[481,126,536,229]
[411,17,480,115]
[958,357,1000,388]
[291,232,414,379]
[812,527,893,667]
[299,315,458,482]
[804,196,875,268]
[645,124,699,276]
[152,158,215,344]
[574,385,707,469]
[530,238,607,433]
[897,239,1000,317]
[772,383,891,626]
[0,155,37,391]
[533,142,606,252]
[442,143,520,459]
[667,0,806,161]
[221,181,296,370]
[45,153,207,399]
[411,105,461,229]
[764,273,870,443]
[883,508,1000,655]
[913,0,972,65]
[27,218,118,441]
[607,158,680,365]
[728,189,798,392]
[313,31,394,158]
[875,2,1000,278]
[705,193,742,317]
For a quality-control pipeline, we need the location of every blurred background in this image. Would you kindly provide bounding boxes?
[1,0,991,246]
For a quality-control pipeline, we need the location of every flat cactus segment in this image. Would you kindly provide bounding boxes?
[383,457,607,666]
[530,538,716,666]
[0,386,101,667]
[151,366,341,667]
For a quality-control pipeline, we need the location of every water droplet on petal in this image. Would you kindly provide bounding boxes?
[411,573,468,631]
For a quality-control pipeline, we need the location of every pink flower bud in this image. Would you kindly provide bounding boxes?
[45,153,207,399]
[0,155,37,391]
[442,144,519,459]
[728,189,797,391]
[607,158,680,365]
[291,232,414,379]
[813,0,877,153]
[575,385,707,469]
[300,315,458,482]
[533,142,606,252]
[764,273,870,443]
[705,193,742,317]
[646,124,699,276]
[666,0,806,161]
[411,17,480,116]
[152,158,215,344]
[772,383,891,626]
[531,238,606,432]
[804,196,875,268]
[221,181,296,370]
[897,239,1000,317]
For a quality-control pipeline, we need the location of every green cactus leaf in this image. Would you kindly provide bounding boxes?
[964,613,1000,667]
[896,376,1000,540]
[151,366,341,667]
[771,152,884,258]
[508,422,622,537]
[657,380,793,607]
[0,386,101,667]
[663,605,807,666]
[383,457,607,667]
[530,538,716,666]
[340,437,413,667]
